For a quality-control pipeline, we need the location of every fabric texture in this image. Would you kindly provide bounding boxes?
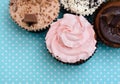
[0,0,120,84]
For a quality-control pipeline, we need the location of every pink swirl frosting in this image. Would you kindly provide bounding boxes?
[46,14,97,63]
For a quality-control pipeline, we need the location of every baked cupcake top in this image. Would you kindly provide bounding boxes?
[95,1,120,47]
[60,0,105,16]
[46,14,97,63]
[9,0,60,31]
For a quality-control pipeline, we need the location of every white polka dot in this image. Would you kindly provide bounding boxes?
[0,1,120,83]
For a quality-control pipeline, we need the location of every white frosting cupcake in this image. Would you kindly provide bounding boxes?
[60,0,105,16]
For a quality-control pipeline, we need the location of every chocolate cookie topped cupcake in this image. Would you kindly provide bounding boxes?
[9,0,60,31]
[60,0,105,16]
[46,14,97,64]
[95,1,120,47]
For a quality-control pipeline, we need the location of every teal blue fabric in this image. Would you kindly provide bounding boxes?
[0,0,120,84]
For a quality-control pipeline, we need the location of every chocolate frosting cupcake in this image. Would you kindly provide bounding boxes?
[95,1,120,47]
[9,0,60,31]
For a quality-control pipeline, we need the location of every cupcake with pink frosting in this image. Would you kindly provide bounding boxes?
[45,14,97,64]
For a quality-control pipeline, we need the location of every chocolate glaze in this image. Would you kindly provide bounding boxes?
[95,1,120,47]
[100,7,120,44]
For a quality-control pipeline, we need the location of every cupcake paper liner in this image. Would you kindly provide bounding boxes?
[46,47,97,65]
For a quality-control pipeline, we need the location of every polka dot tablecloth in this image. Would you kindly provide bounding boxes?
[0,0,120,84]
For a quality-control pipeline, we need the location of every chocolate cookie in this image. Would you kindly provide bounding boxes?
[95,1,120,47]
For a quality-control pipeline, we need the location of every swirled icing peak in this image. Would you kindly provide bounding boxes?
[46,14,97,63]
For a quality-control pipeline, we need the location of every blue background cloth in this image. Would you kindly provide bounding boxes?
[0,0,120,84]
